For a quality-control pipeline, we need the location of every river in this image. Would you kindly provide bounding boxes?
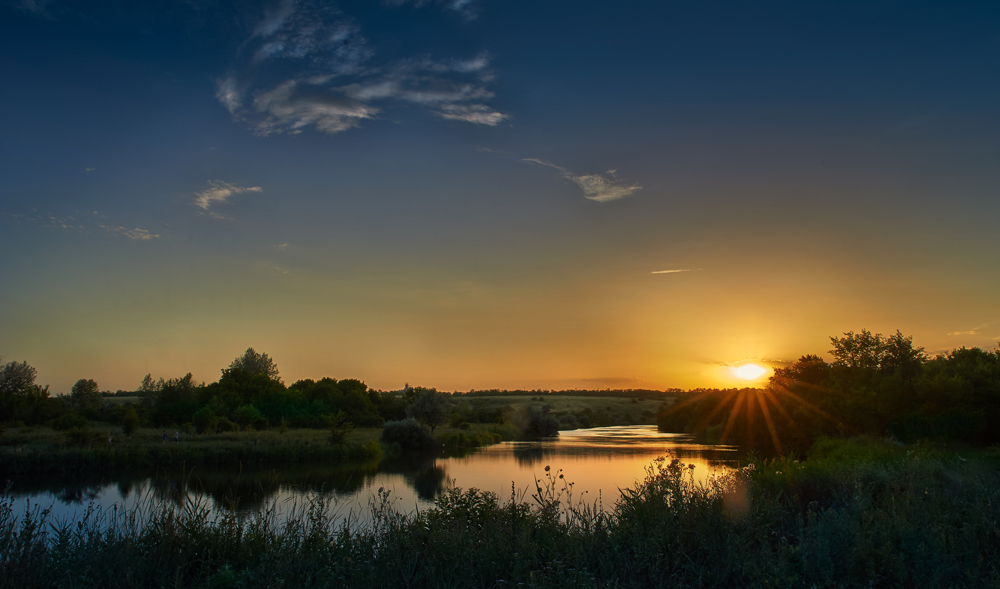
[5,425,737,528]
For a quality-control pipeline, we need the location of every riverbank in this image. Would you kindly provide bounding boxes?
[0,421,518,476]
[0,426,386,476]
[3,436,998,588]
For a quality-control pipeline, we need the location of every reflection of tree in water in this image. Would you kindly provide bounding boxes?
[512,445,546,467]
[410,465,448,501]
[150,459,382,512]
[150,476,189,507]
[54,484,103,504]
[379,451,450,501]
[116,479,134,500]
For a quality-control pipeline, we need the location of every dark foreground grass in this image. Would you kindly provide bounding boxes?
[3,437,1000,588]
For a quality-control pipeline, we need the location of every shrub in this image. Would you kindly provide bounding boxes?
[381,418,436,450]
[191,407,218,434]
[121,406,140,436]
[65,426,100,446]
[323,411,353,445]
[50,413,88,431]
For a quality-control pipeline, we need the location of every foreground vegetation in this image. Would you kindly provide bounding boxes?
[3,437,999,588]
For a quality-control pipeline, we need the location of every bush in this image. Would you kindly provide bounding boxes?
[191,407,218,434]
[323,411,353,445]
[121,406,140,437]
[50,413,88,431]
[65,426,100,447]
[381,418,436,450]
[232,404,268,430]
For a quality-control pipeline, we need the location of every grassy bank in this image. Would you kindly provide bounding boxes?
[0,426,384,476]
[3,436,999,588]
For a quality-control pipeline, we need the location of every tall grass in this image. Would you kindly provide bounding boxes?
[2,437,999,588]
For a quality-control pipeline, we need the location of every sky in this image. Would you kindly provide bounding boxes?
[1,0,999,394]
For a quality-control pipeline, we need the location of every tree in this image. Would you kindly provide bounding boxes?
[71,378,102,413]
[829,329,925,374]
[406,388,450,433]
[0,360,37,397]
[138,373,160,395]
[229,348,280,380]
[1,359,41,421]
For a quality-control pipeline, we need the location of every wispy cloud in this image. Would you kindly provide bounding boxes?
[6,209,160,241]
[100,225,159,240]
[217,0,505,136]
[194,180,262,210]
[523,158,641,202]
[651,269,694,274]
[383,0,481,21]
[948,323,989,336]
[8,0,53,17]
[84,167,95,172]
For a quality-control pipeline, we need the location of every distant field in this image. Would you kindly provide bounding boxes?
[103,396,142,405]
[452,394,674,428]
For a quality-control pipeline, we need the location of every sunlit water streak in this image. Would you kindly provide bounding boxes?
[7,426,737,529]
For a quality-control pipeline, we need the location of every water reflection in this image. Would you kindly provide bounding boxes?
[7,426,736,525]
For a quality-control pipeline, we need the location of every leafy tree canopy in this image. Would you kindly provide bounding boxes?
[0,359,37,397]
[229,347,280,381]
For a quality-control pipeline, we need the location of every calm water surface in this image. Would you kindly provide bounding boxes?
[8,426,737,527]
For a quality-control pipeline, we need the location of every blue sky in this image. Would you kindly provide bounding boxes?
[2,0,999,393]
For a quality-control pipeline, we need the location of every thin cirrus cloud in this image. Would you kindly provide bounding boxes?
[651,269,693,274]
[523,158,641,202]
[215,0,505,136]
[383,0,481,21]
[99,225,159,240]
[948,323,988,336]
[194,180,263,211]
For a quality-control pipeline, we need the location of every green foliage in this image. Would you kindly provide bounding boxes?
[0,360,38,420]
[524,404,560,437]
[232,404,267,430]
[49,413,88,431]
[121,406,140,437]
[191,407,218,434]
[405,388,450,432]
[150,373,200,426]
[381,417,436,450]
[228,347,280,380]
[322,410,353,444]
[64,426,100,447]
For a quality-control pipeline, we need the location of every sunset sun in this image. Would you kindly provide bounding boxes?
[732,363,768,381]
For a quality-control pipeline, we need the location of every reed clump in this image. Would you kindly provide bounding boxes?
[2,437,999,588]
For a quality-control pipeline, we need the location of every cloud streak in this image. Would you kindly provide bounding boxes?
[194,180,263,210]
[100,225,160,240]
[948,323,989,336]
[383,0,482,21]
[216,0,505,136]
[651,269,693,274]
[523,158,641,202]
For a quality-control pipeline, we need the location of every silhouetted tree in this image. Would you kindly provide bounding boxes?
[229,348,280,380]
[0,359,39,421]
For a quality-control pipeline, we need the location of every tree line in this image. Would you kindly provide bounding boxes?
[657,330,1000,452]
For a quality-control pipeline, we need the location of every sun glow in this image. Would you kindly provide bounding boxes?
[732,363,768,381]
